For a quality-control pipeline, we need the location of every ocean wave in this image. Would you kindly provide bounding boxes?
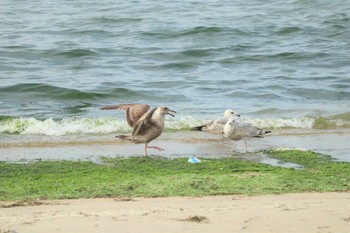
[140,26,251,42]
[0,117,128,136]
[236,51,330,62]
[1,115,350,136]
[275,26,302,35]
[55,48,97,57]
[0,83,109,100]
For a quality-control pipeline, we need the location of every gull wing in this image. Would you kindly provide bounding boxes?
[131,107,157,141]
[100,103,150,127]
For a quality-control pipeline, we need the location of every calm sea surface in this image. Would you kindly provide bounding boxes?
[1,0,350,137]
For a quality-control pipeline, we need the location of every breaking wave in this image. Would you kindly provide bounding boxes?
[1,114,350,136]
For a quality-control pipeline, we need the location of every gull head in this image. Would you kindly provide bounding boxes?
[227,117,236,126]
[224,109,240,118]
[158,107,176,117]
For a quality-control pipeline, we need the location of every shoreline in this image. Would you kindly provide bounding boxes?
[1,129,350,163]
[1,192,349,233]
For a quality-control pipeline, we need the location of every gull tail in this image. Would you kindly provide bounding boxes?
[253,130,272,138]
[115,135,132,141]
[191,125,205,131]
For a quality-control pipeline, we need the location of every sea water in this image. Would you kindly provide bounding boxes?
[1,0,350,159]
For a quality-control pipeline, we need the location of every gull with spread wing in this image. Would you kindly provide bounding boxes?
[100,104,175,156]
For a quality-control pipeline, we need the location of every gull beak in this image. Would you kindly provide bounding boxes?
[229,119,235,125]
[166,109,176,117]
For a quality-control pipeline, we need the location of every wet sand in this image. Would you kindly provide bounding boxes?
[1,193,349,233]
[1,129,350,162]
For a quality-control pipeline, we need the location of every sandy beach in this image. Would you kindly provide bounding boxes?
[1,192,349,233]
[1,130,350,232]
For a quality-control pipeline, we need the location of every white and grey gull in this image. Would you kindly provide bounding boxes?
[224,114,271,153]
[100,103,176,156]
[191,109,239,140]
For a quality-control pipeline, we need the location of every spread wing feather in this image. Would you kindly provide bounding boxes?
[131,108,157,141]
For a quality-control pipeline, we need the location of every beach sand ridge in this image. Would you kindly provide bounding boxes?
[1,192,349,233]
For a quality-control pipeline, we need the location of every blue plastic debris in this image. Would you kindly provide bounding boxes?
[188,156,201,163]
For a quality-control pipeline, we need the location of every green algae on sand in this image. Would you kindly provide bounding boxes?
[0,150,349,201]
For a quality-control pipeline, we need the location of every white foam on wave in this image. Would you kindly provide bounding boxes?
[0,117,131,136]
[1,115,344,136]
[166,115,315,130]
[244,117,315,129]
[165,115,199,129]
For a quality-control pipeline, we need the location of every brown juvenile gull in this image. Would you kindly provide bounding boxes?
[191,109,239,140]
[115,106,176,156]
[223,116,271,153]
[100,103,151,128]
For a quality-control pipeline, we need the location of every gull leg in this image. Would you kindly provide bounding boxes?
[244,139,248,153]
[217,134,224,142]
[232,141,236,152]
[144,143,164,156]
[147,145,165,151]
[144,143,148,156]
